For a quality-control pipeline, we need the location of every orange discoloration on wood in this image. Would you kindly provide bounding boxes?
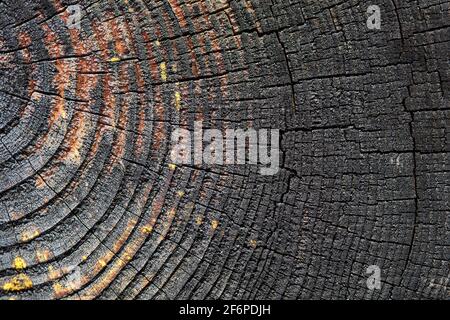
[58,28,102,170]
[168,0,187,29]
[92,251,115,275]
[35,176,46,189]
[48,266,63,281]
[243,0,260,32]
[112,218,138,252]
[102,74,117,125]
[10,211,24,221]
[79,257,126,299]
[92,21,109,59]
[134,62,146,89]
[122,13,138,54]
[132,62,148,157]
[186,37,200,77]
[161,9,176,39]
[41,24,71,127]
[49,96,67,127]
[52,0,64,12]
[20,227,41,242]
[68,29,100,102]
[49,59,71,126]
[36,249,53,263]
[18,32,31,47]
[78,178,174,298]
[109,74,129,170]
[56,31,106,179]
[86,125,108,160]
[42,24,61,58]
[53,282,69,299]
[48,264,83,298]
[18,32,33,86]
[0,0,244,300]
[151,88,165,154]
[110,17,130,57]
[59,112,86,164]
[142,32,160,83]
[135,106,146,154]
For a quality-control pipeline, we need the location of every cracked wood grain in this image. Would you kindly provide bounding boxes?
[0,0,448,300]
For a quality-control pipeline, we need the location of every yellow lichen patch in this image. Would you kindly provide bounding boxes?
[98,259,107,268]
[13,257,27,270]
[249,239,257,248]
[124,254,133,261]
[174,91,182,111]
[36,249,52,263]
[195,216,203,226]
[211,220,219,230]
[92,252,114,273]
[82,256,88,262]
[20,228,40,242]
[53,282,70,298]
[155,40,161,47]
[177,190,185,197]
[2,274,33,292]
[109,56,121,63]
[168,163,177,171]
[160,62,167,81]
[53,282,64,294]
[141,225,153,235]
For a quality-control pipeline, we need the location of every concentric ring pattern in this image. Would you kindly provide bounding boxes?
[0,0,449,300]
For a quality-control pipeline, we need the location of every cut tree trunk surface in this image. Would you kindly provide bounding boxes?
[0,0,448,300]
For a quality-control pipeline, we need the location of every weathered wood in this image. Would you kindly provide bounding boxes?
[0,0,448,300]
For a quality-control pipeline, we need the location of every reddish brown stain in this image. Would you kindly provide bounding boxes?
[168,0,187,29]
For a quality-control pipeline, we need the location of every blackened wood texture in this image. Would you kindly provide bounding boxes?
[0,0,448,299]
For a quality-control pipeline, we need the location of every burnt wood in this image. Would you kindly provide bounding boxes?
[0,0,448,300]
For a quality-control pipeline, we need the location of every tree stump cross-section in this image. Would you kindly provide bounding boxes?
[0,0,448,300]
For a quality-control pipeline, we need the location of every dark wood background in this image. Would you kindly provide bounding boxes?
[0,0,448,299]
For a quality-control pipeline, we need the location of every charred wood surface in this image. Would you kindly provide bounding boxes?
[0,0,448,299]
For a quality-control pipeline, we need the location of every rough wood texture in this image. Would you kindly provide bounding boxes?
[0,0,448,300]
